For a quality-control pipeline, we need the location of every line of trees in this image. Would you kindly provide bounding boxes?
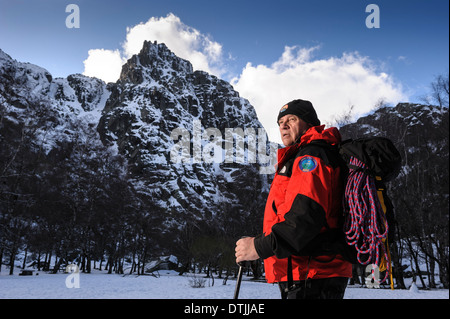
[391,74,448,289]
[340,73,449,289]
[0,99,256,278]
[0,98,169,275]
[390,106,449,289]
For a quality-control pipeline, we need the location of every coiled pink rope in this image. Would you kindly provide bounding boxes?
[344,157,390,284]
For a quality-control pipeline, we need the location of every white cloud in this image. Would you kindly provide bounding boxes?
[231,46,407,144]
[83,49,125,83]
[123,13,224,74]
[83,13,224,83]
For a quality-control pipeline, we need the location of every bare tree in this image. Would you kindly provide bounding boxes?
[421,72,449,107]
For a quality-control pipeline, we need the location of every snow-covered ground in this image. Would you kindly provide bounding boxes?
[0,269,448,300]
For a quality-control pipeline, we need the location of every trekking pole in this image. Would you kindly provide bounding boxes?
[234,261,245,299]
[234,236,249,299]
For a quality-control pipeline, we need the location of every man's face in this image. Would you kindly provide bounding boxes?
[278,114,310,146]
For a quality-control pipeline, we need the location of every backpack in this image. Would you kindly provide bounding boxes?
[338,137,401,288]
[284,136,401,292]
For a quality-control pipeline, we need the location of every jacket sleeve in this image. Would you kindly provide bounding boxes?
[254,152,335,260]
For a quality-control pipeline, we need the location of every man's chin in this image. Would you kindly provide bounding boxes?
[281,138,294,147]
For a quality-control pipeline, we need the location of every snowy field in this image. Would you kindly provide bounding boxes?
[1,269,448,300]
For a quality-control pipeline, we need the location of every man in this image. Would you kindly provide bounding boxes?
[235,99,352,299]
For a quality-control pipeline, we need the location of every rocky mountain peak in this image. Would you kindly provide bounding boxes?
[1,42,274,237]
[96,41,275,226]
[119,40,193,84]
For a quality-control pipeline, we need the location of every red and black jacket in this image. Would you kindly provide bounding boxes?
[254,125,352,283]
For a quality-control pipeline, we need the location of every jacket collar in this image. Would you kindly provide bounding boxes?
[276,125,341,169]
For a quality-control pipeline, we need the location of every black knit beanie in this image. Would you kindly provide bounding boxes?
[277,99,321,127]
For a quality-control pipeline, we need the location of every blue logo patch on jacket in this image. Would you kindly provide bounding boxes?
[299,156,318,172]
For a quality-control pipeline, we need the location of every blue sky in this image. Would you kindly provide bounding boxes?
[1,0,448,142]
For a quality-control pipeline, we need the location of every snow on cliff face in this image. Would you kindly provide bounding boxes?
[0,48,110,154]
[0,42,274,229]
[98,41,274,226]
[0,49,109,116]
